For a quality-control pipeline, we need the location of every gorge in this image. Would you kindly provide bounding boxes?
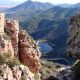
[0,0,80,80]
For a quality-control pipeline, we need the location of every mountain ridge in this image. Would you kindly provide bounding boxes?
[7,1,54,12]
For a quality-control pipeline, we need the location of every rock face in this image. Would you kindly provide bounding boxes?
[18,30,41,73]
[5,20,19,58]
[0,12,5,33]
[0,64,34,80]
[0,33,14,58]
[67,14,80,58]
[0,13,41,80]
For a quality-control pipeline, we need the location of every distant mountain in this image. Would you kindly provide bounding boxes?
[8,1,53,12]
[57,3,73,8]
[72,3,80,8]
[38,6,80,19]
[57,3,80,8]
[6,4,80,21]
[8,1,54,11]
[6,0,54,20]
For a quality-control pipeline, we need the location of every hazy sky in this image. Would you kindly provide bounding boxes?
[11,0,80,4]
[0,0,80,7]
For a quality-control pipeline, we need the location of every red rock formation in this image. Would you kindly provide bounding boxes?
[0,13,41,80]
[5,20,19,58]
[5,20,41,74]
[18,30,41,73]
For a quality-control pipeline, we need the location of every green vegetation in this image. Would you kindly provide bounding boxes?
[21,76,26,80]
[0,50,13,65]
[4,50,12,60]
[7,58,21,68]
[0,51,21,68]
[72,60,80,80]
[34,73,41,80]
[0,54,6,65]
[40,60,63,79]
[2,33,10,40]
[0,69,3,76]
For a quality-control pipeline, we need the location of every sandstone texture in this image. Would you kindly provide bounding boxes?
[5,20,19,58]
[18,30,41,73]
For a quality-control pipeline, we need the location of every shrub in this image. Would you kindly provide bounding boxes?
[21,76,26,80]
[0,51,20,68]
[4,50,12,60]
[34,73,41,80]
[7,58,21,68]
[0,50,12,65]
[0,54,6,65]
[41,60,63,79]
[72,60,80,80]
[2,33,10,40]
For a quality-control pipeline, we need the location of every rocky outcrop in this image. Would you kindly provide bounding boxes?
[67,14,80,58]
[0,13,41,80]
[0,33,14,58]
[0,64,34,80]
[18,30,41,73]
[5,20,19,58]
[0,12,5,33]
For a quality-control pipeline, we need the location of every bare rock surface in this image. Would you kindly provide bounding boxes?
[67,14,80,58]
[0,64,35,80]
[0,13,41,80]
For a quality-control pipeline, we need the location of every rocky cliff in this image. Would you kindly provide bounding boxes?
[67,14,80,80]
[0,64,35,80]
[0,33,14,58]
[67,14,80,58]
[5,20,19,58]
[0,13,41,80]
[18,30,41,73]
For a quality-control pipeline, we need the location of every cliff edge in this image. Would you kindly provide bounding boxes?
[67,14,80,59]
[0,13,41,80]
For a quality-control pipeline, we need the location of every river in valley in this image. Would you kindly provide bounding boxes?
[38,42,76,66]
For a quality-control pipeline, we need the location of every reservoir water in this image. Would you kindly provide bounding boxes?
[38,42,76,65]
[38,42,53,53]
